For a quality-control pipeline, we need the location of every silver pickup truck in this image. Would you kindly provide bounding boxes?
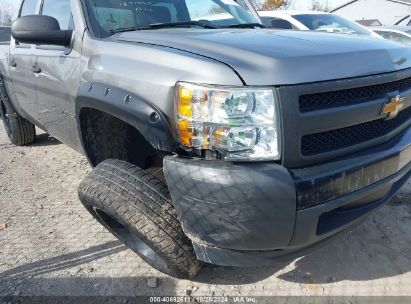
[1,0,410,279]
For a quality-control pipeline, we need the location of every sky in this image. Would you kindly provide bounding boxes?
[2,0,20,12]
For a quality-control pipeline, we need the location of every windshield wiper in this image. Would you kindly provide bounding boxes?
[110,21,220,34]
[147,21,220,29]
[110,27,145,34]
[225,23,266,29]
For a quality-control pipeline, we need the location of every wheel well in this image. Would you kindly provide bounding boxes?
[79,107,161,168]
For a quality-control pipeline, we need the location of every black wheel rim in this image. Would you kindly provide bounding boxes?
[0,102,12,138]
[90,206,174,275]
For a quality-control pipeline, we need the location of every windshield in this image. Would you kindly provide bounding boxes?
[85,0,260,37]
[293,14,371,36]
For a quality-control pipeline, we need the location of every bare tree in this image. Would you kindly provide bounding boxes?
[310,0,331,12]
[251,0,293,11]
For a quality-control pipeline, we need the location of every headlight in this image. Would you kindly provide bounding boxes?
[175,82,281,161]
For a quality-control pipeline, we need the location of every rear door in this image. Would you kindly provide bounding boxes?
[9,0,40,122]
[33,0,81,146]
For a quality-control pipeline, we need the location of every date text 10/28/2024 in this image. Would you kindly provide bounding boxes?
[150,296,257,303]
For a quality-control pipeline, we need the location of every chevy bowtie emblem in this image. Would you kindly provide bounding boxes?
[382,95,405,120]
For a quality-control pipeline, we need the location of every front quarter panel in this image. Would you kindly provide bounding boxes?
[79,34,244,125]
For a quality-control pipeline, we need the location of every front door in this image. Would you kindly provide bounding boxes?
[33,0,81,148]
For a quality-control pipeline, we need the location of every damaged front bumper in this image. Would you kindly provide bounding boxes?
[163,127,411,267]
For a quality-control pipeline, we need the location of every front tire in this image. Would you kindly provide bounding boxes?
[78,159,203,279]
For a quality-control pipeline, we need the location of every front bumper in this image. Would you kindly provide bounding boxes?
[163,127,411,267]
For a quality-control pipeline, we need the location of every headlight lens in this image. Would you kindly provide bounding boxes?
[175,82,281,161]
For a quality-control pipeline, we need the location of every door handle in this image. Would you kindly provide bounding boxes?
[32,64,41,74]
[10,59,17,67]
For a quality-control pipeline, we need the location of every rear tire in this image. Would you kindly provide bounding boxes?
[0,78,35,146]
[78,159,203,279]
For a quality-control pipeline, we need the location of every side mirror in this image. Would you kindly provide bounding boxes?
[11,15,72,46]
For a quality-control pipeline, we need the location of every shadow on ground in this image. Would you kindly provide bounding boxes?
[2,202,410,291]
[0,241,126,281]
[28,133,61,147]
[1,198,410,294]
[0,238,280,287]
[1,277,176,298]
[0,241,176,297]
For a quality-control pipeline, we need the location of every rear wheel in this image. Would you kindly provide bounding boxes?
[78,159,203,279]
[0,79,35,145]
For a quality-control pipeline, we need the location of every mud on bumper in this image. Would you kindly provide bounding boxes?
[163,128,411,267]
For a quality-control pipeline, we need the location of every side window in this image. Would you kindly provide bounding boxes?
[20,0,38,17]
[41,0,73,30]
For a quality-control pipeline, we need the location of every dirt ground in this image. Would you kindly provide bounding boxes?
[0,126,410,298]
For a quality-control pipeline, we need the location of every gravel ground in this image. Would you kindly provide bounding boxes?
[0,126,410,298]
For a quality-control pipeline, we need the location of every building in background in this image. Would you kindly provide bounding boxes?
[331,0,411,26]
[356,19,383,26]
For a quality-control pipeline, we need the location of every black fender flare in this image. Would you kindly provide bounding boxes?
[75,82,177,154]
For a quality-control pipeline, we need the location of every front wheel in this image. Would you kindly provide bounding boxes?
[78,159,203,279]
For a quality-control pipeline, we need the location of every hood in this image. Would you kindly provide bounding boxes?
[112,29,411,86]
